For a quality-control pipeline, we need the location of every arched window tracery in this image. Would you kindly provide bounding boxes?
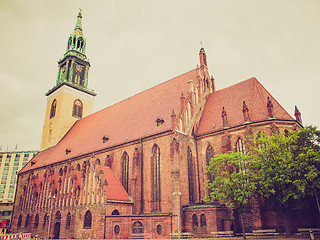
[206,145,215,184]
[236,137,246,154]
[132,221,143,234]
[72,99,83,118]
[121,152,129,192]
[152,144,161,211]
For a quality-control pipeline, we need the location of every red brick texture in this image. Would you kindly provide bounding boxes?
[11,49,318,239]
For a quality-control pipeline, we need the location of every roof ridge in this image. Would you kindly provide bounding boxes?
[85,68,198,118]
[215,77,256,92]
[252,78,294,120]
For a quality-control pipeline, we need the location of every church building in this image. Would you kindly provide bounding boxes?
[10,12,317,239]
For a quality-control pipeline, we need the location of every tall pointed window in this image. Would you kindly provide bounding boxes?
[24,214,30,229]
[206,145,215,186]
[43,214,48,228]
[50,99,57,119]
[192,214,198,227]
[121,152,129,192]
[236,138,246,155]
[152,144,161,212]
[187,147,196,204]
[72,99,83,118]
[83,210,92,229]
[34,214,39,229]
[236,137,246,173]
[17,215,22,228]
[66,212,71,229]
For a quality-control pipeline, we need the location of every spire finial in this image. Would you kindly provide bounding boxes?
[75,9,83,31]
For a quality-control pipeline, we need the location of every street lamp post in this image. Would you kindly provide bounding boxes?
[47,195,56,240]
[173,192,181,240]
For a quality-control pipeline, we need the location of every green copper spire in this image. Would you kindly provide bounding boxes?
[74,10,83,31]
[66,10,86,54]
[50,10,95,98]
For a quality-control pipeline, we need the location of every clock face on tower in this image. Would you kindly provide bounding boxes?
[73,63,84,86]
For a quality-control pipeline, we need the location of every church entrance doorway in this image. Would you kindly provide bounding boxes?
[53,222,60,239]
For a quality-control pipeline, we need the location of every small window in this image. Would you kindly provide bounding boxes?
[111,210,119,215]
[72,99,83,118]
[83,210,92,229]
[200,214,206,227]
[43,214,48,228]
[34,214,39,229]
[66,212,71,229]
[50,99,57,119]
[132,221,143,234]
[17,215,22,228]
[156,225,162,235]
[55,211,61,221]
[192,214,198,228]
[25,214,30,228]
[114,225,120,235]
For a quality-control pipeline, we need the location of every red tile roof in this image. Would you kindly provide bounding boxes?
[196,77,294,136]
[21,68,200,173]
[98,165,131,202]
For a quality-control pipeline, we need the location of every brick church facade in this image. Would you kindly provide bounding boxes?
[10,12,319,239]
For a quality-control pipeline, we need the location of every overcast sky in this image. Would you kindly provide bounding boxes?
[0,0,319,151]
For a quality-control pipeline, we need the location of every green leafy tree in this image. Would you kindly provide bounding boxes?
[207,151,258,239]
[250,127,320,235]
[207,126,320,236]
[250,131,299,235]
[290,126,320,213]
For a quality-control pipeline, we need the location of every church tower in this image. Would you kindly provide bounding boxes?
[40,11,96,150]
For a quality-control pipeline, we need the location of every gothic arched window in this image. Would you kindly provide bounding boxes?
[34,214,39,229]
[206,145,215,184]
[56,211,61,221]
[200,214,206,227]
[187,147,196,204]
[72,99,83,118]
[121,152,129,192]
[77,37,84,51]
[236,137,247,173]
[132,221,143,234]
[43,214,48,228]
[24,214,30,229]
[66,212,71,229]
[192,214,198,228]
[236,137,246,155]
[152,144,161,212]
[67,37,72,50]
[50,99,57,119]
[17,215,22,228]
[83,210,92,229]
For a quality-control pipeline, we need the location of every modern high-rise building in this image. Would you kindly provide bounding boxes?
[0,150,38,231]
